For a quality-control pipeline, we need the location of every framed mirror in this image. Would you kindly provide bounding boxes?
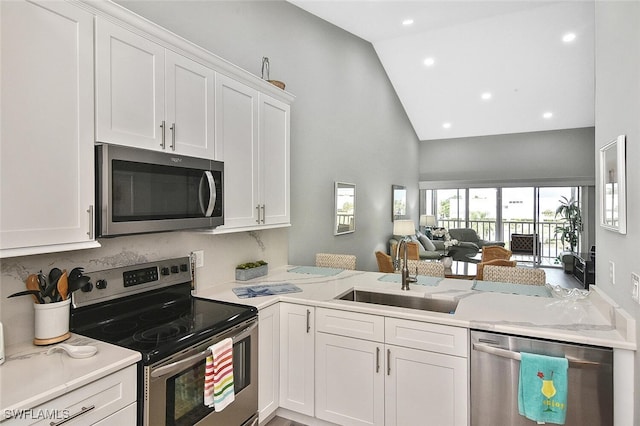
[335,182,355,235]
[599,135,626,234]
[392,185,407,220]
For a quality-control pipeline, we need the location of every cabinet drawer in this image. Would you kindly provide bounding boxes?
[385,318,468,357]
[316,308,384,342]
[4,365,136,425]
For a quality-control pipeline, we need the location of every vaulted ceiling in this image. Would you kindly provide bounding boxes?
[289,1,595,141]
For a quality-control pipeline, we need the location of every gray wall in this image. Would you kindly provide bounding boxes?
[418,127,595,185]
[117,0,420,272]
[594,2,640,423]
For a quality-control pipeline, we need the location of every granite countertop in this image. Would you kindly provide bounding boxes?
[196,266,636,351]
[0,334,141,420]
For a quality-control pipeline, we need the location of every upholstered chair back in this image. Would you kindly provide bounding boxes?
[315,253,357,270]
[476,259,517,280]
[483,265,546,285]
[406,260,445,277]
[375,251,395,273]
[481,246,513,262]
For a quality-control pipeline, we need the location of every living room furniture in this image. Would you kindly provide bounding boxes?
[315,253,356,270]
[388,235,479,263]
[390,242,420,261]
[573,252,595,289]
[510,233,541,255]
[448,228,504,250]
[483,265,546,285]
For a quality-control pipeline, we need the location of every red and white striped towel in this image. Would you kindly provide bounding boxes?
[204,338,235,411]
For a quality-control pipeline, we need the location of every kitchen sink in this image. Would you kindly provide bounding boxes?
[336,289,458,314]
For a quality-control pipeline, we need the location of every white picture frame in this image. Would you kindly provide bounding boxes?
[599,134,626,234]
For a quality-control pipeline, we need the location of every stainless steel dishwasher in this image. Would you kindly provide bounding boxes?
[471,330,613,426]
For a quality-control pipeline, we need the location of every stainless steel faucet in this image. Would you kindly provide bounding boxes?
[395,238,417,290]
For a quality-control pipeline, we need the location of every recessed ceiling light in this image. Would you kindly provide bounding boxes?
[562,33,576,43]
[543,112,553,119]
[423,57,435,67]
[402,19,414,26]
[442,122,452,129]
[481,92,492,100]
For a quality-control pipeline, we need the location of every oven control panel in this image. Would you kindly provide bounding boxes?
[71,256,192,308]
[123,266,159,287]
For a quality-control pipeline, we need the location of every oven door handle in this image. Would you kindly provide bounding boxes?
[151,321,257,379]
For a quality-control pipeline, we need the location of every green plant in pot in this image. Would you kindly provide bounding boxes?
[555,196,582,253]
[235,260,268,281]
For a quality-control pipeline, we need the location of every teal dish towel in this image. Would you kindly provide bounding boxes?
[518,352,569,424]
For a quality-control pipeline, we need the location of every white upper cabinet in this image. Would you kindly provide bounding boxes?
[214,74,291,231]
[165,50,215,158]
[260,95,290,226]
[95,18,215,159]
[0,0,100,257]
[214,74,260,228]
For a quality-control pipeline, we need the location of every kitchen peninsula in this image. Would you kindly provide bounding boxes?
[197,266,636,426]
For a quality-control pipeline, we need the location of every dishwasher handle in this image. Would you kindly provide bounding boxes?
[472,343,602,368]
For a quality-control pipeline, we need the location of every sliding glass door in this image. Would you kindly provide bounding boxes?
[422,185,581,267]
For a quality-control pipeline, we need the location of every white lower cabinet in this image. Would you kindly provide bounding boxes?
[4,365,136,425]
[258,304,280,422]
[279,303,315,416]
[385,344,468,426]
[315,333,385,426]
[315,308,468,426]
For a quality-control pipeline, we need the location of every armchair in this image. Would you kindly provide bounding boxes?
[448,228,504,250]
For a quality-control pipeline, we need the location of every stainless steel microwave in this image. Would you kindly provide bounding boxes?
[96,144,223,237]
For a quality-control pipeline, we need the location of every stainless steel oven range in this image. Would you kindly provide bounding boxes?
[70,257,258,426]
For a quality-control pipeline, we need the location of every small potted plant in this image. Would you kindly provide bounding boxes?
[235,260,268,281]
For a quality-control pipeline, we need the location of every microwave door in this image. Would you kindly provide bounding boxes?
[199,171,216,217]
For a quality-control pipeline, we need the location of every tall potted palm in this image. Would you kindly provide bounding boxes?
[555,196,582,273]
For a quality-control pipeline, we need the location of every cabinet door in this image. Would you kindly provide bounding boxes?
[279,303,314,416]
[215,74,260,228]
[385,345,468,426]
[259,94,290,225]
[95,17,165,150]
[258,304,280,422]
[316,333,384,426]
[0,0,96,253]
[165,50,215,159]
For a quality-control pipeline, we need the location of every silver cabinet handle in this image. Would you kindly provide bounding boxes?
[261,204,266,223]
[87,205,94,239]
[160,120,166,149]
[49,405,95,426]
[387,349,391,375]
[198,171,216,217]
[256,205,261,224]
[306,309,311,333]
[376,347,380,373]
[170,122,176,150]
[472,343,601,367]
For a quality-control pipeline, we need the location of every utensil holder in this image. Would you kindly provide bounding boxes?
[33,298,71,345]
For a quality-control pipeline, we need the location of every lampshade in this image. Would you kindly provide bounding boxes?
[393,219,415,236]
[420,214,436,227]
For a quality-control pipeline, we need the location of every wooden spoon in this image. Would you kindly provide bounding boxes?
[57,270,68,301]
[25,274,44,304]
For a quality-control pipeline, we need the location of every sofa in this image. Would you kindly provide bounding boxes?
[389,230,480,263]
[447,228,504,250]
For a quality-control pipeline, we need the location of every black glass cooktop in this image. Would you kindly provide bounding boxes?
[70,283,257,364]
